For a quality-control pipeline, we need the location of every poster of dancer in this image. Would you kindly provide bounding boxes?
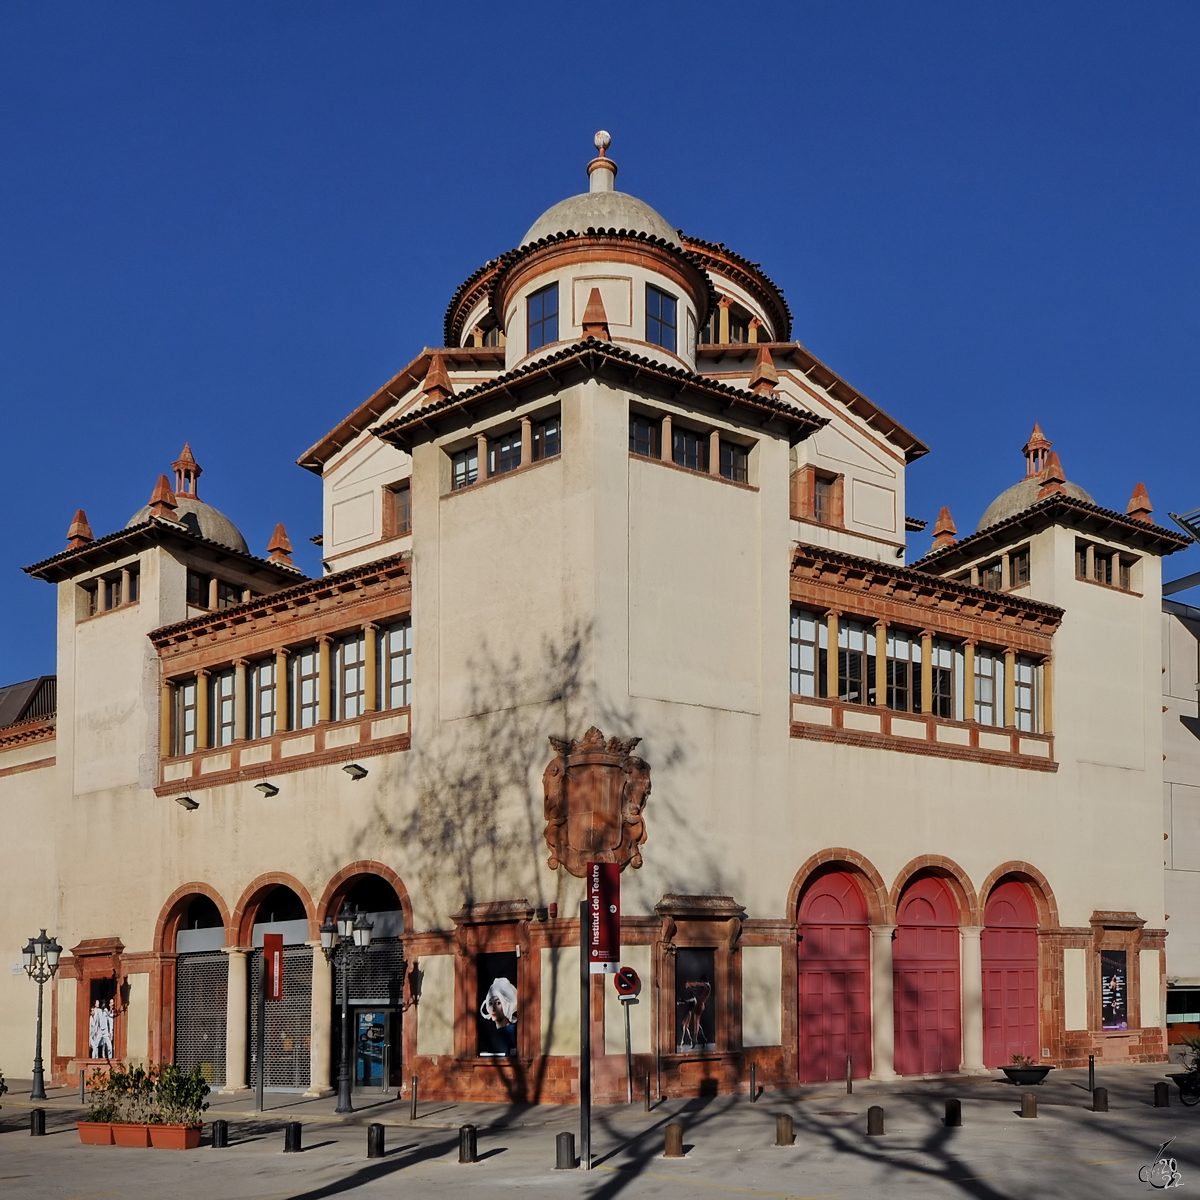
[476,951,519,1057]
[675,948,716,1052]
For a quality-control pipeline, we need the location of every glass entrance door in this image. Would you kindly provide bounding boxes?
[354,1009,393,1090]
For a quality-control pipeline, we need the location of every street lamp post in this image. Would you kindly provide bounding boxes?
[320,906,373,1115]
[22,930,62,1102]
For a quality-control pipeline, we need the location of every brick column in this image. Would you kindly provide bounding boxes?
[363,624,378,713]
[275,649,290,732]
[708,430,720,476]
[318,637,332,723]
[233,659,248,741]
[920,632,933,715]
[222,948,249,1092]
[160,679,174,758]
[718,296,732,344]
[1041,657,1053,734]
[520,416,533,467]
[874,621,887,708]
[196,669,210,750]
[826,612,840,699]
[870,925,897,1080]
[963,641,976,721]
[1004,649,1017,728]
[660,415,672,462]
[960,926,987,1074]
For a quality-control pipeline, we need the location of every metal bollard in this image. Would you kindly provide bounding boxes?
[1021,1092,1038,1119]
[211,1119,229,1148]
[367,1123,385,1159]
[409,1075,418,1121]
[663,1123,684,1158]
[459,1124,477,1164]
[1155,1081,1171,1108]
[1092,1086,1108,1113]
[644,1073,651,1113]
[555,1130,576,1169]
[283,1121,303,1153]
[79,1069,85,1103]
[945,1098,961,1127]
[775,1114,794,1146]
[30,1109,45,1137]
[750,1061,757,1102]
[866,1106,884,1136]
[1088,1054,1095,1093]
[847,1054,854,1095]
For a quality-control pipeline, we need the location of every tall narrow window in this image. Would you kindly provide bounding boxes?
[629,415,659,458]
[526,283,558,353]
[789,608,825,697]
[1014,656,1037,732]
[292,647,320,730]
[1119,557,1133,591]
[488,428,522,477]
[127,567,139,603]
[930,639,956,719]
[216,581,242,610]
[646,285,677,352]
[719,440,748,483]
[186,570,211,607]
[885,630,922,713]
[174,679,198,755]
[532,414,561,461]
[337,634,366,720]
[813,476,834,525]
[1010,548,1030,587]
[104,576,122,610]
[452,446,479,490]
[251,659,276,739]
[1076,544,1088,579]
[393,481,412,536]
[211,669,236,747]
[1094,551,1113,585]
[979,561,1003,592]
[837,620,875,706]
[380,619,413,709]
[974,649,1004,726]
[83,582,99,617]
[673,427,708,472]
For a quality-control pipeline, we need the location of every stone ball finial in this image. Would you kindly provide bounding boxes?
[594,130,611,155]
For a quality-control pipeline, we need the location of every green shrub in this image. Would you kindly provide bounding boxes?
[82,1062,208,1126]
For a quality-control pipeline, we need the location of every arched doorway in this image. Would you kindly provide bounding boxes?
[173,894,228,1086]
[894,875,961,1075]
[248,884,313,1092]
[324,873,406,1094]
[798,870,871,1082]
[982,880,1039,1066]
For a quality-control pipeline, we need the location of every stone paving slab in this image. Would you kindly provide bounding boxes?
[2,1063,1198,1198]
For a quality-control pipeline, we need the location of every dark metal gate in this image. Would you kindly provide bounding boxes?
[174,952,228,1087]
[331,939,406,1087]
[249,947,312,1089]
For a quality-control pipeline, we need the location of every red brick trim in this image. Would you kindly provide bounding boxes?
[0,754,55,778]
[785,849,891,924]
[316,861,414,930]
[891,855,980,925]
[978,861,1060,929]
[0,719,56,750]
[153,882,233,953]
[230,872,319,946]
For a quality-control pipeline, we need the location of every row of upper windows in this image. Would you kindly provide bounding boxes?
[952,548,1031,592]
[526,282,678,355]
[629,413,750,483]
[82,565,140,616]
[171,619,412,755]
[1076,540,1137,591]
[790,609,1043,732]
[450,413,562,492]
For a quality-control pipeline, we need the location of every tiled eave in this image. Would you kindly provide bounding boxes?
[0,719,56,751]
[297,347,507,474]
[372,338,827,452]
[912,495,1192,574]
[698,343,929,464]
[792,543,1062,651]
[150,553,410,663]
[23,519,307,586]
[680,235,793,342]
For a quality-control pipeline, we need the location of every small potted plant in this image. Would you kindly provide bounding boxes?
[77,1066,120,1144]
[147,1064,209,1149]
[77,1062,209,1148]
[1000,1053,1053,1085]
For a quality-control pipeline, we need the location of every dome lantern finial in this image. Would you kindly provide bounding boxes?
[587,130,617,194]
[1022,423,1052,479]
[172,442,202,498]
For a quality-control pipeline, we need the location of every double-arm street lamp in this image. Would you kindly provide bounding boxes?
[21,930,62,1101]
[319,906,373,1114]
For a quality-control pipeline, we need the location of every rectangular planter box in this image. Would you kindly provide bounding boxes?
[76,1122,114,1145]
[148,1124,202,1149]
[111,1123,151,1147]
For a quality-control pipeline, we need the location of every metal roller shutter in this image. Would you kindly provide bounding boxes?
[249,947,312,1089]
[174,951,229,1087]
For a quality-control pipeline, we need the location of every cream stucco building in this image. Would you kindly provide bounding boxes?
[0,135,1190,1102]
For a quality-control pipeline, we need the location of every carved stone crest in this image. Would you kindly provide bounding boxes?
[542,727,650,877]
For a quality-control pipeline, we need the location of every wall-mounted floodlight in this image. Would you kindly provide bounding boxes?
[254,782,279,797]
[173,795,199,810]
[342,763,368,781]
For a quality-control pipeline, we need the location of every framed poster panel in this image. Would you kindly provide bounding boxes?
[675,947,716,1052]
[1100,949,1128,1031]
[476,951,519,1057]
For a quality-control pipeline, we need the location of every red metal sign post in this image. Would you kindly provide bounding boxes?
[257,934,284,1113]
[588,862,620,974]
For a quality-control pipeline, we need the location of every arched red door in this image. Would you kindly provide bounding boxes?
[893,875,961,1076]
[982,880,1039,1067]
[799,870,871,1082]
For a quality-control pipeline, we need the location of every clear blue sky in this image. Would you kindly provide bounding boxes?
[2,2,1198,683]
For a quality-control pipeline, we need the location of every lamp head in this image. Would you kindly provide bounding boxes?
[21,939,35,970]
[46,937,61,969]
[319,918,337,951]
[353,912,374,948]
[337,905,355,939]
[254,782,279,798]
[342,763,368,781]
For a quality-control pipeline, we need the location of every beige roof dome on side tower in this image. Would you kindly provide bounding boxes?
[976,424,1094,532]
[127,443,251,555]
[521,131,679,248]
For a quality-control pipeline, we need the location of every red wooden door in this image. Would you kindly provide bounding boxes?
[982,880,1039,1067]
[893,876,961,1076]
[799,871,871,1082]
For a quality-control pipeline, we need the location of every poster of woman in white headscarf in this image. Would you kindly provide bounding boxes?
[476,951,518,1057]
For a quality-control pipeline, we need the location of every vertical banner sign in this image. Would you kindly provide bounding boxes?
[588,862,621,974]
[264,933,284,1002]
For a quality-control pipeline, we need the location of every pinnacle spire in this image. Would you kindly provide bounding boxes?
[581,288,610,340]
[147,475,178,520]
[932,506,958,549]
[267,522,294,566]
[172,443,202,498]
[1126,481,1153,523]
[748,345,779,396]
[66,509,93,549]
[421,353,454,403]
[1023,423,1052,478]
[1036,450,1067,499]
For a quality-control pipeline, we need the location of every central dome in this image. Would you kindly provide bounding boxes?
[128,495,250,555]
[976,423,1094,532]
[522,190,679,247]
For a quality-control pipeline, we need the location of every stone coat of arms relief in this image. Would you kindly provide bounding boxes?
[542,727,650,877]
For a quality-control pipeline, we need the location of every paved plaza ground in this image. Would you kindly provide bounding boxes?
[2,1063,1198,1198]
